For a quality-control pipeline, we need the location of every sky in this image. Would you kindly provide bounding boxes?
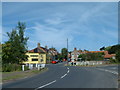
[2,2,118,52]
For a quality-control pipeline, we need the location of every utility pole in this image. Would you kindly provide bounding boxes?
[67,38,68,65]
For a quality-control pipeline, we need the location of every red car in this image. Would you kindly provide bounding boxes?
[51,60,57,64]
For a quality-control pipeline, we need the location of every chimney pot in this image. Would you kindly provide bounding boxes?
[37,43,40,48]
[74,48,77,50]
[45,46,48,49]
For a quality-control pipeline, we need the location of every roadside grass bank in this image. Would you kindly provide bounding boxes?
[2,67,48,84]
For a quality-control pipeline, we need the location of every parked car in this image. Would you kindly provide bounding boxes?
[55,60,59,63]
[51,60,57,64]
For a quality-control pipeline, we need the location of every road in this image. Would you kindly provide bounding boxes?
[2,62,118,89]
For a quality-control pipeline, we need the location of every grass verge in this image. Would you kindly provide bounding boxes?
[2,67,48,83]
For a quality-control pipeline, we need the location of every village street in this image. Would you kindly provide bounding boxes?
[2,62,118,89]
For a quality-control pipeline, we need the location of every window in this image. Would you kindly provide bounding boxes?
[41,55,43,58]
[30,55,38,57]
[40,59,43,62]
[32,59,38,61]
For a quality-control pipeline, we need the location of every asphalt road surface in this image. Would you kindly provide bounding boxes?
[2,62,118,89]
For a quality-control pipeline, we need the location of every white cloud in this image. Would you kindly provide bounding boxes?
[2,2,118,51]
[45,17,66,25]
[28,22,73,51]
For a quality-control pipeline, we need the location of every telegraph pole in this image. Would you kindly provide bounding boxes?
[67,38,68,65]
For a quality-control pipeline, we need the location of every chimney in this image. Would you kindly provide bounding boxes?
[37,43,40,48]
[74,47,77,50]
[45,46,48,49]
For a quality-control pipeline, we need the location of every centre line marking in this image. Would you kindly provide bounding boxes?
[67,70,70,73]
[35,80,56,89]
[61,73,67,79]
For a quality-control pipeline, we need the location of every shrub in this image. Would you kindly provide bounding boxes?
[2,64,22,72]
[24,65,29,71]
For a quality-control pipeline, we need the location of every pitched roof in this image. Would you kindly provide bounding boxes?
[28,47,46,53]
[104,54,116,58]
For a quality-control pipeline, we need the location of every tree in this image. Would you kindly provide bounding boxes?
[100,46,105,51]
[108,44,120,54]
[78,54,86,61]
[78,52,104,61]
[104,46,112,51]
[61,48,68,60]
[2,22,29,64]
[57,53,63,60]
[116,50,120,63]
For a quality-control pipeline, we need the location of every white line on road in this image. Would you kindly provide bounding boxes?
[60,67,70,79]
[61,73,67,79]
[97,68,118,75]
[35,80,56,89]
[67,70,70,73]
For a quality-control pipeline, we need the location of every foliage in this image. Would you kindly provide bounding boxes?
[100,46,112,51]
[115,50,120,63]
[104,46,112,51]
[78,54,86,61]
[2,64,22,72]
[78,52,104,61]
[109,58,116,63]
[61,48,68,60]
[108,44,120,54]
[57,54,63,60]
[2,22,29,64]
[2,64,29,72]
[100,46,105,51]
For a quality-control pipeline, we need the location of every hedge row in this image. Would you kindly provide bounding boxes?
[2,64,29,72]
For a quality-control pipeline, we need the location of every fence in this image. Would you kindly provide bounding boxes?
[69,61,110,66]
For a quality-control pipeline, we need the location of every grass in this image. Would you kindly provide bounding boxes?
[2,67,48,83]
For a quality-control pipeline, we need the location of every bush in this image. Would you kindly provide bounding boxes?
[109,58,116,63]
[24,65,29,71]
[2,64,22,72]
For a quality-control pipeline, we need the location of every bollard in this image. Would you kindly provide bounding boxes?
[22,65,24,71]
[38,64,40,70]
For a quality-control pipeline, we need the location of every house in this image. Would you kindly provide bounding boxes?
[23,43,46,69]
[71,48,81,62]
[70,48,116,62]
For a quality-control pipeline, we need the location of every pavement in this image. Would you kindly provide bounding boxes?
[2,62,118,89]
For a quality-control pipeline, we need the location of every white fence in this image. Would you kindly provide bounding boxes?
[69,61,110,66]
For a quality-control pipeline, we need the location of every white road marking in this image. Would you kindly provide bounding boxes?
[67,70,69,73]
[35,80,56,89]
[60,67,70,79]
[97,68,118,75]
[61,73,67,79]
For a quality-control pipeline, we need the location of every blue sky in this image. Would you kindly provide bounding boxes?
[2,2,118,52]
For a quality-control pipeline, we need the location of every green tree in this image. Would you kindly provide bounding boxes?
[100,46,105,51]
[104,46,112,51]
[78,54,86,61]
[78,52,104,61]
[116,50,120,63]
[2,22,29,64]
[61,48,68,60]
[57,53,63,60]
[108,44,120,54]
